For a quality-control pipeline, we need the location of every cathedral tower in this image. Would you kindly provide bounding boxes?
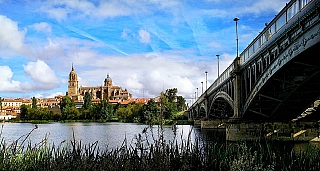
[68,64,79,97]
[104,74,112,87]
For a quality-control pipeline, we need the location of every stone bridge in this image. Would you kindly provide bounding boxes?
[188,0,320,123]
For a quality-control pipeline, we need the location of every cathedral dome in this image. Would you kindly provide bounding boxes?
[104,73,112,86]
[106,74,112,81]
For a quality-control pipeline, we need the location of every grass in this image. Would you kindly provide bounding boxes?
[1,124,320,170]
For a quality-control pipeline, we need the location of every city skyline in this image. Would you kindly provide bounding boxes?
[0,0,289,99]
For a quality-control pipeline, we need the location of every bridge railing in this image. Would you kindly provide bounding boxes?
[239,0,314,64]
[207,63,235,95]
[190,61,235,108]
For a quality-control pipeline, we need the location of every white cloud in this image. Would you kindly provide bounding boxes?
[40,0,94,21]
[40,0,181,21]
[24,60,59,89]
[125,74,143,90]
[34,92,63,98]
[32,22,52,33]
[70,51,220,98]
[0,66,22,92]
[139,29,151,44]
[96,1,134,18]
[0,15,26,52]
[239,0,289,15]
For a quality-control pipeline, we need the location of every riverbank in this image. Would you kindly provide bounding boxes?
[8,118,193,125]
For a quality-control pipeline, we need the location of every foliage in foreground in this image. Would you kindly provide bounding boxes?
[1,125,320,170]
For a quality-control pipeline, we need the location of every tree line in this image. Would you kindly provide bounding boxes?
[19,88,187,123]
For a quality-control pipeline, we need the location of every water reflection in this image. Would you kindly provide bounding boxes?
[0,122,196,150]
[1,122,320,153]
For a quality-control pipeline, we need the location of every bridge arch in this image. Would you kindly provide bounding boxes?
[199,105,207,118]
[208,91,234,118]
[242,33,320,120]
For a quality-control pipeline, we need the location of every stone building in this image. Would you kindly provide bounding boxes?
[67,65,132,101]
[67,64,80,101]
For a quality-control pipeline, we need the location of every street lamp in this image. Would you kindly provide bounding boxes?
[234,17,240,57]
[196,88,198,98]
[205,71,208,90]
[201,81,203,94]
[195,92,196,102]
[216,54,220,77]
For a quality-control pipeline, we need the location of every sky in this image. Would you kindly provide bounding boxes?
[0,0,289,102]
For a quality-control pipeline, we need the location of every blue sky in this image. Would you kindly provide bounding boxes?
[0,0,289,101]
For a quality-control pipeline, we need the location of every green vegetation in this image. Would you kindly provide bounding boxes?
[18,88,188,124]
[1,124,320,170]
[114,88,187,124]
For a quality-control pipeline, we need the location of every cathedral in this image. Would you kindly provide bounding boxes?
[67,65,132,102]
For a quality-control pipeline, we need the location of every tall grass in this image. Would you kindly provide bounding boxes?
[1,124,320,170]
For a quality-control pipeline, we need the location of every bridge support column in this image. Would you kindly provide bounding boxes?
[232,57,241,118]
[226,120,320,141]
[201,119,227,129]
[194,120,201,128]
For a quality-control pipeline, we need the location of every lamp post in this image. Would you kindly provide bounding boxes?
[196,88,198,98]
[195,92,196,102]
[234,17,240,57]
[205,71,208,90]
[216,54,220,77]
[201,81,203,94]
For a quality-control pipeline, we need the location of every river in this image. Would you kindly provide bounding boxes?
[0,122,197,150]
[1,122,320,153]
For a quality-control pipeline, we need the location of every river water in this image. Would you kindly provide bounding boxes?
[1,122,320,153]
[0,122,197,150]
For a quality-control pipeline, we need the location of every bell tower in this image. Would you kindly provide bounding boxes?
[68,64,79,97]
[104,74,112,87]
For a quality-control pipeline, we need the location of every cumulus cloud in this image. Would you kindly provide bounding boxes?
[0,15,26,52]
[69,51,224,99]
[139,29,151,44]
[24,60,59,89]
[0,66,22,92]
[34,92,63,98]
[125,74,143,90]
[32,22,52,33]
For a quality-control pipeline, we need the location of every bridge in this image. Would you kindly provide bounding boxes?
[188,0,320,140]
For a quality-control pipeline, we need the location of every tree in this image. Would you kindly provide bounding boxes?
[130,102,144,122]
[99,99,113,120]
[62,105,80,120]
[176,96,186,111]
[160,88,185,120]
[160,92,171,119]
[60,96,75,110]
[115,105,132,122]
[32,97,37,109]
[165,88,178,103]
[143,99,159,123]
[20,104,30,120]
[60,96,76,119]
[83,92,92,110]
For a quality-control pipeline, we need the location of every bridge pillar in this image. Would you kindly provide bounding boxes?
[226,121,320,141]
[232,57,241,118]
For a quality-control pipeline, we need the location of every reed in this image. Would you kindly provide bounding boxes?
[0,124,320,170]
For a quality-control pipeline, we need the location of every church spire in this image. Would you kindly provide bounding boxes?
[72,63,74,71]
